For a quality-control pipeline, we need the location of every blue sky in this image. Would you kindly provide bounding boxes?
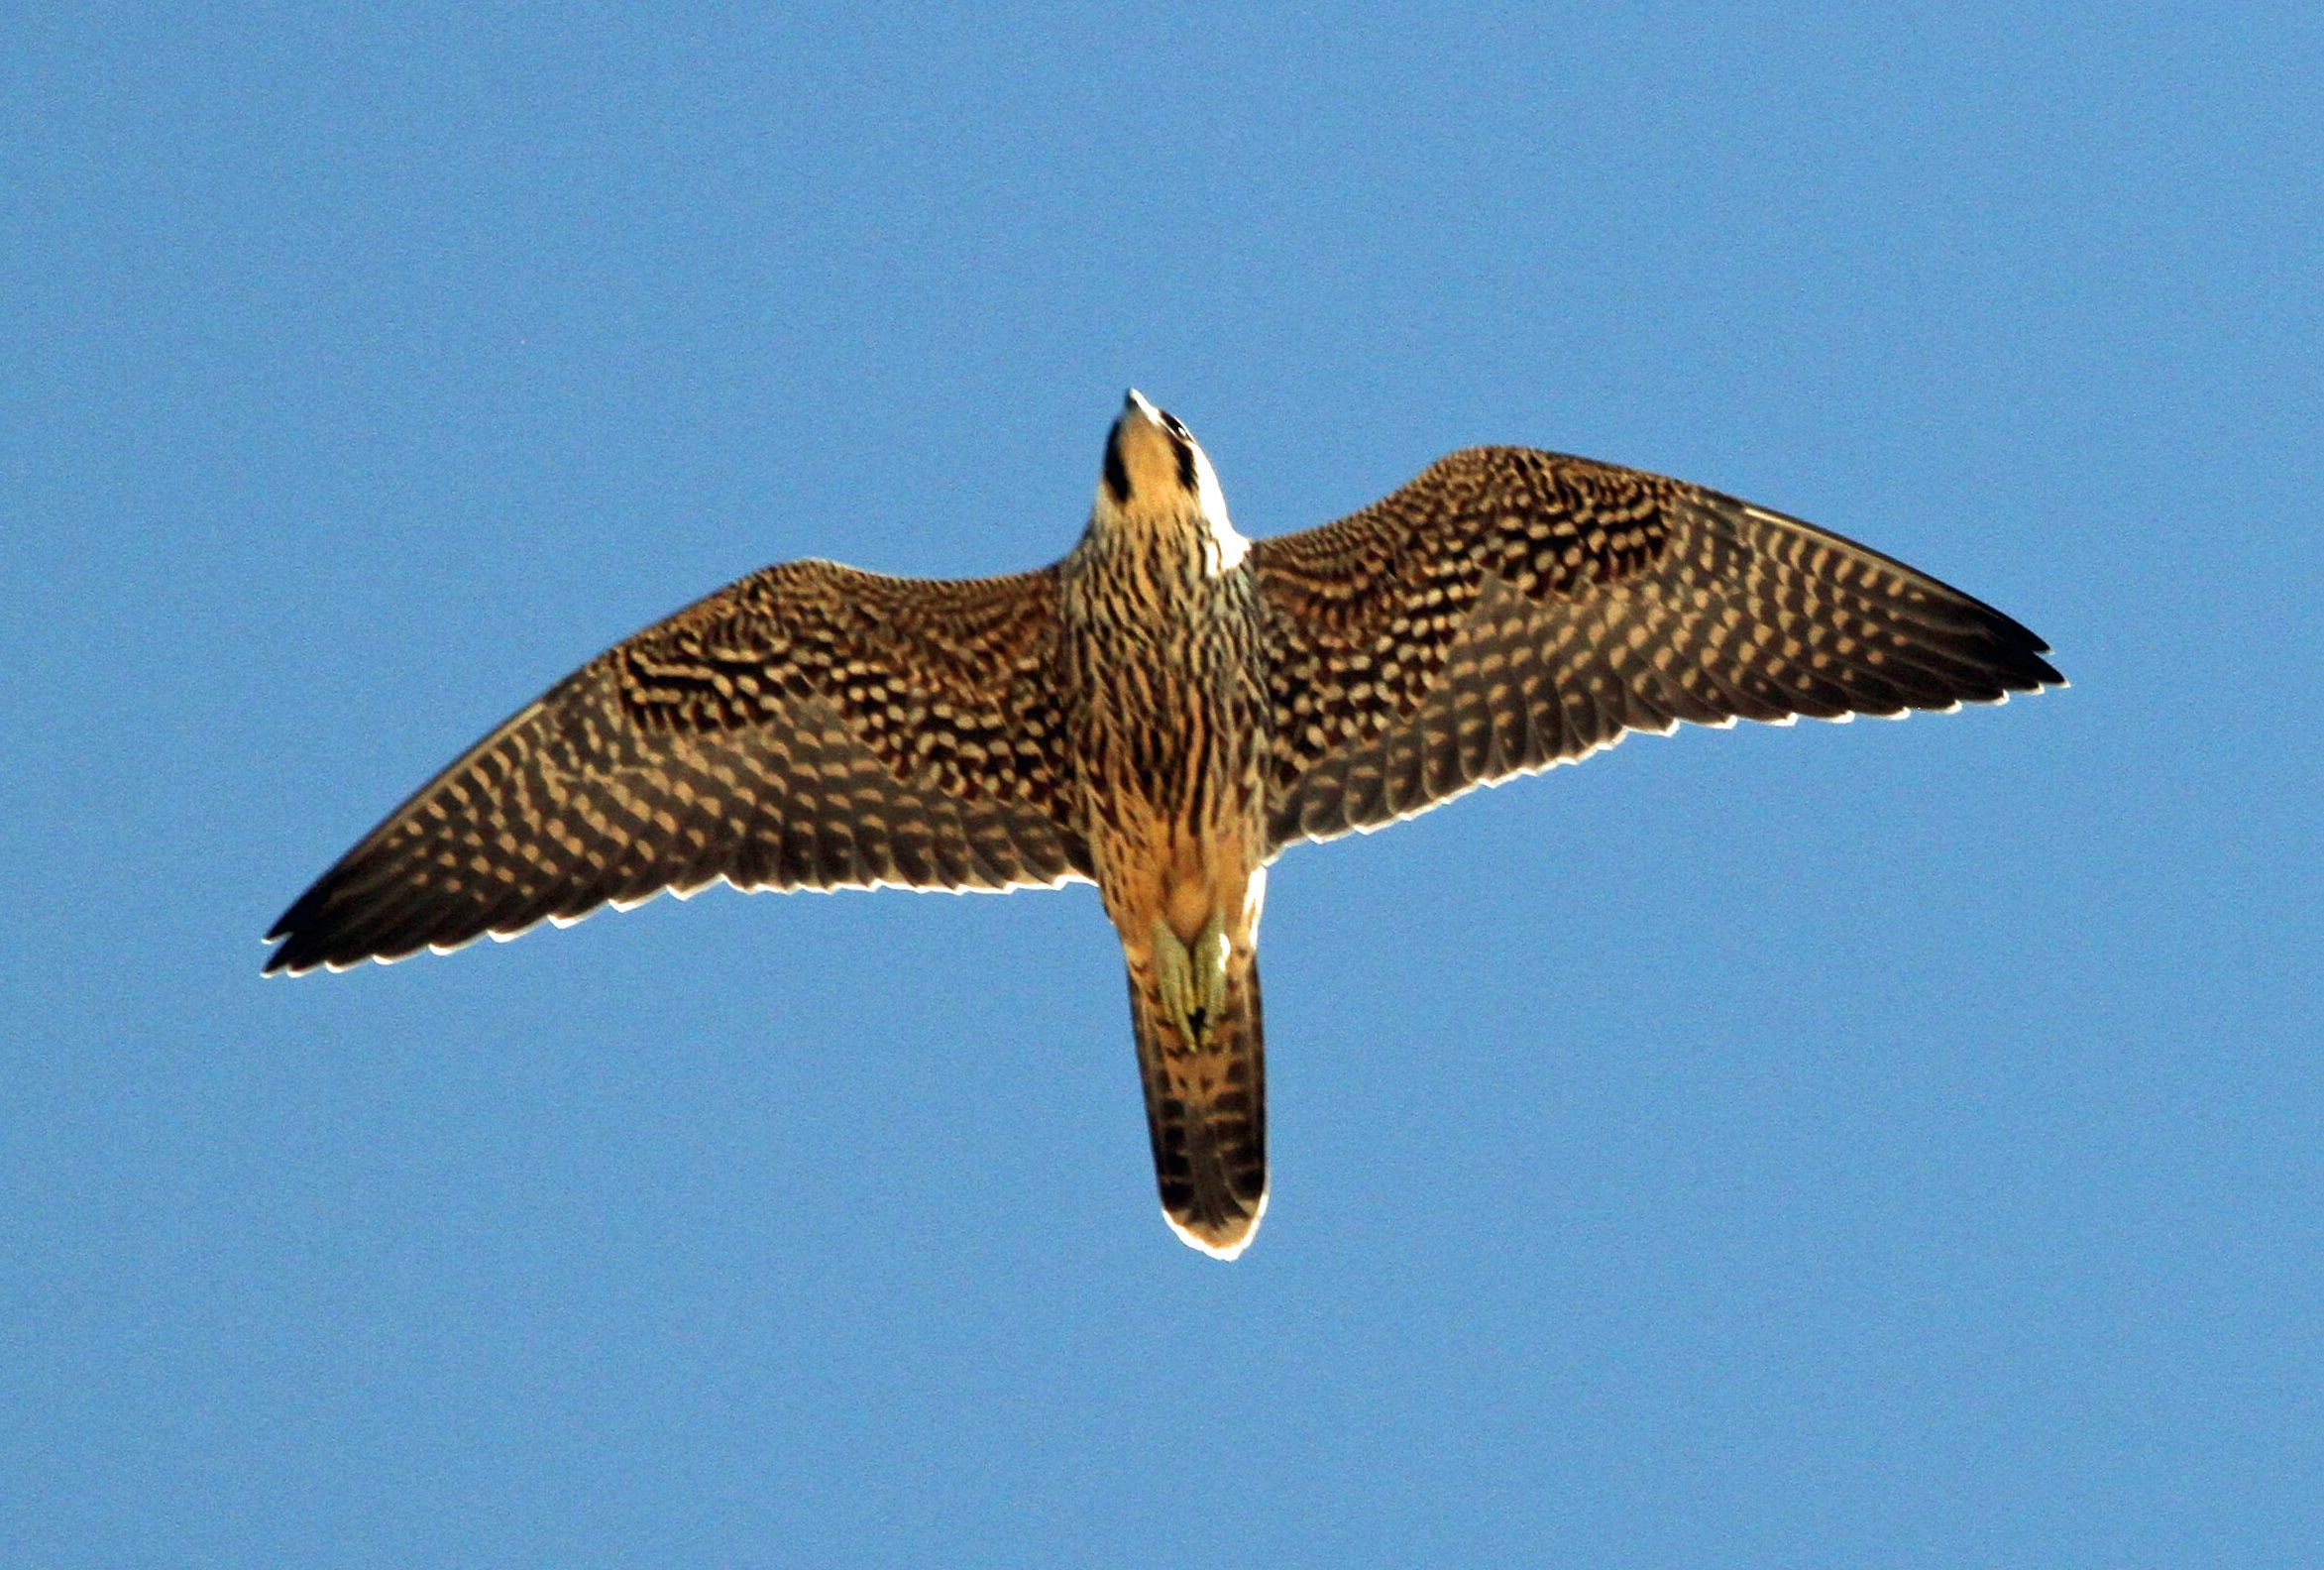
[5,5,2318,1565]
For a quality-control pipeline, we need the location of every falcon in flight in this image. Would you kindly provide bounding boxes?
[268,392,2059,1258]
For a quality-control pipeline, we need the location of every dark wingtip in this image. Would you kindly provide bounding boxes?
[260,925,315,976]
[1948,585,2063,696]
[261,880,352,975]
[261,904,303,974]
[1998,621,2065,694]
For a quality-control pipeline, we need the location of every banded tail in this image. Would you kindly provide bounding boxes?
[1126,951,1268,1258]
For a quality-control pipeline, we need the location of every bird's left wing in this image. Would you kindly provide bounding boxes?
[1253,447,2061,852]
[266,560,1090,973]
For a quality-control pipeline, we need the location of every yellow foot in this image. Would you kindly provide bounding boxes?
[1152,914,1231,1045]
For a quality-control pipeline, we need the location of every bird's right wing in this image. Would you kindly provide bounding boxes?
[1254,447,2061,851]
[266,560,1090,973]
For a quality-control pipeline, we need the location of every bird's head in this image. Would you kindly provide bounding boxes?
[1091,391,1245,568]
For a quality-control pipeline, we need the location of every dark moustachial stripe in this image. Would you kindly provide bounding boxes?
[1103,423,1132,505]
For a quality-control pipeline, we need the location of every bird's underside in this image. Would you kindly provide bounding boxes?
[268,392,2061,1259]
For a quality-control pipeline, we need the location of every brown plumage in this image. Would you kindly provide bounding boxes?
[268,391,2061,1258]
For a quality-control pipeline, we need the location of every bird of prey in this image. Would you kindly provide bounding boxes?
[267,392,2060,1259]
